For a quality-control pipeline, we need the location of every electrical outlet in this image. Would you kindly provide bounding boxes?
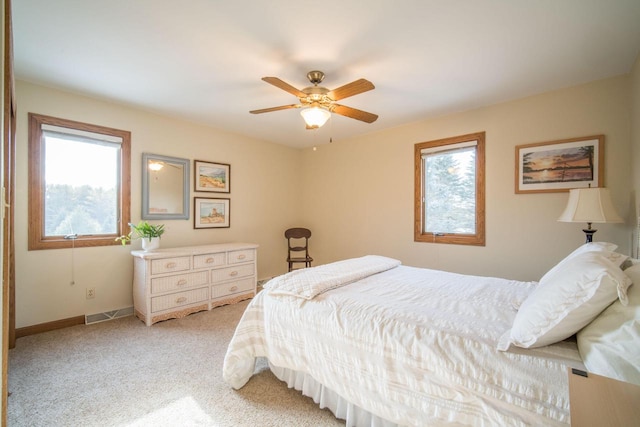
[86,288,96,299]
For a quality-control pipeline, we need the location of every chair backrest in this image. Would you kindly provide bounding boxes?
[285,227,311,255]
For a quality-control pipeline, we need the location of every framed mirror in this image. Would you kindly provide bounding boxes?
[142,153,190,220]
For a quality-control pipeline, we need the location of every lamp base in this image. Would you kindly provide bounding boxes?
[582,228,597,243]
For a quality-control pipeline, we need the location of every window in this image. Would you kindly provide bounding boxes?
[28,113,131,250]
[414,132,485,245]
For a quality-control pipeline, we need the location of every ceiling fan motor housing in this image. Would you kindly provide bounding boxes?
[301,85,331,105]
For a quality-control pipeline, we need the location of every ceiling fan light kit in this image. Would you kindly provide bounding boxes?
[250,70,378,130]
[300,106,331,129]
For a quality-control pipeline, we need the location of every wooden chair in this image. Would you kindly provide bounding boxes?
[285,227,313,272]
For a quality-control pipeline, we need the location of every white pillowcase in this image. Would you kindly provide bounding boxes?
[577,262,640,385]
[498,251,632,350]
[539,242,622,284]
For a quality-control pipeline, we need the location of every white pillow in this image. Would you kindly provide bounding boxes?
[540,242,620,283]
[498,251,632,350]
[577,262,640,385]
[607,251,630,268]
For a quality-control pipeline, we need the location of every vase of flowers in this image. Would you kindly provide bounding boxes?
[116,221,165,251]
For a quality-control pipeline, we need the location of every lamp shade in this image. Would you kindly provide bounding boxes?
[558,187,623,223]
[300,107,331,128]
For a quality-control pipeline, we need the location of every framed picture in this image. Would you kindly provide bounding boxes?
[515,135,604,194]
[194,198,230,228]
[194,160,230,193]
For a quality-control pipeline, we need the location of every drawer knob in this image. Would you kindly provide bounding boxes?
[176,297,187,304]
[229,271,238,277]
[238,254,246,260]
[166,262,177,269]
[177,279,187,286]
[229,285,238,292]
[206,257,215,264]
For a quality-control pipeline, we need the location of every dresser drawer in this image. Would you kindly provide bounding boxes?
[151,287,209,313]
[211,264,254,283]
[151,257,190,275]
[193,252,226,269]
[150,271,208,294]
[228,249,255,264]
[212,277,255,298]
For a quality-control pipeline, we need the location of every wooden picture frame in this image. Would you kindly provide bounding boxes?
[194,160,230,193]
[194,198,230,228]
[515,135,604,194]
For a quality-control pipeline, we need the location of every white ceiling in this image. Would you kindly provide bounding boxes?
[12,0,640,149]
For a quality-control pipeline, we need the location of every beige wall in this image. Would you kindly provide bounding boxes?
[14,81,302,328]
[301,75,633,281]
[631,54,640,257]
[13,72,637,328]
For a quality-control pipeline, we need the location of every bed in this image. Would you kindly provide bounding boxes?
[223,244,640,426]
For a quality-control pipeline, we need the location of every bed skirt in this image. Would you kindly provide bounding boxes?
[269,362,398,427]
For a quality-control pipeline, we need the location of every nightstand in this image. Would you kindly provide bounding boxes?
[568,368,640,426]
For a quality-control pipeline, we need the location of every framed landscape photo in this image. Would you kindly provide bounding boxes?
[515,135,604,194]
[194,160,230,193]
[194,197,230,229]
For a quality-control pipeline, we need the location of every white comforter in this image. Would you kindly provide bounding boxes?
[223,257,584,426]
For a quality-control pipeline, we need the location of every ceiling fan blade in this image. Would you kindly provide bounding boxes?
[262,77,307,98]
[331,104,378,123]
[250,104,301,114]
[327,79,375,101]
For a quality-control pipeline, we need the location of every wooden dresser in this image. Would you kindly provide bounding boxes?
[131,243,258,326]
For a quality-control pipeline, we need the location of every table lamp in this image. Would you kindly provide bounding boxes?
[558,187,623,243]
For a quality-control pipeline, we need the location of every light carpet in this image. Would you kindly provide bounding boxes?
[8,300,344,426]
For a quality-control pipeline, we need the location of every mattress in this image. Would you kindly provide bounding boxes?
[223,259,584,426]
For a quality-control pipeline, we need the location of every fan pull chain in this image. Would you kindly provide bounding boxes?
[329,113,333,143]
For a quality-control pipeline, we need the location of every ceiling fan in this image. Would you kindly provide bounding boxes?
[250,70,378,129]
